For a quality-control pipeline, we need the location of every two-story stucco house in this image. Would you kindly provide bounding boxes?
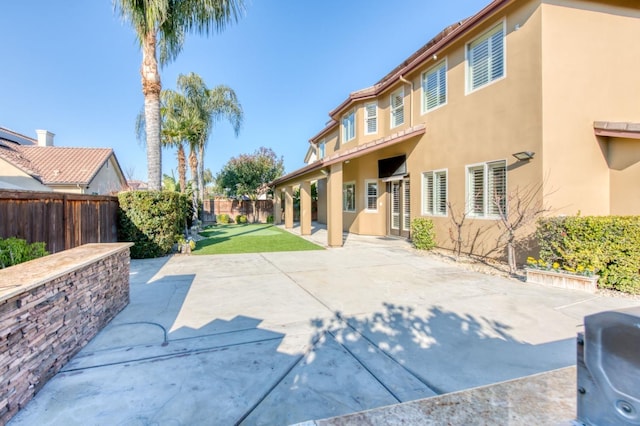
[272,0,640,258]
[0,127,127,195]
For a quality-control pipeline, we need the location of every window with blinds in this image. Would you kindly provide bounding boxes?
[390,88,404,128]
[343,182,356,212]
[466,160,506,217]
[467,23,505,92]
[342,110,355,142]
[403,180,411,231]
[422,170,447,216]
[422,61,447,113]
[365,180,378,211]
[364,102,377,135]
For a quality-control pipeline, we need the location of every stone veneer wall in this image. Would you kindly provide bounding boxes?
[0,243,133,424]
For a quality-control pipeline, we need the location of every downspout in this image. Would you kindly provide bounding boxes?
[399,75,413,127]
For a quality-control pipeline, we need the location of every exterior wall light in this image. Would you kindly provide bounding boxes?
[512,151,535,161]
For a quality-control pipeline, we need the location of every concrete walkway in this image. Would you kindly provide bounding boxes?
[9,228,638,425]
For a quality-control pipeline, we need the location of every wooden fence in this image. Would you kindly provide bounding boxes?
[203,198,274,223]
[0,190,119,254]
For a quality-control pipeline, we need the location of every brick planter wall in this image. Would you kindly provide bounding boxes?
[0,243,133,424]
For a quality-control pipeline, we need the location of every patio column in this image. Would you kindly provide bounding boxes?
[300,180,312,236]
[284,185,294,229]
[274,188,282,224]
[326,163,343,247]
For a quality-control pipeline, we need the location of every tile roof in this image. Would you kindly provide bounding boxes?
[0,141,114,185]
[593,121,640,139]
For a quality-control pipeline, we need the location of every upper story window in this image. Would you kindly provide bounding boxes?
[317,140,325,159]
[364,102,377,135]
[422,60,447,113]
[342,110,355,143]
[467,22,505,93]
[466,160,506,218]
[422,170,447,216]
[390,88,405,128]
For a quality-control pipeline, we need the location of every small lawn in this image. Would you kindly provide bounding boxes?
[194,224,324,255]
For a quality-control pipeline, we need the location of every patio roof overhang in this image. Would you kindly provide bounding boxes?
[272,124,426,187]
[594,121,640,140]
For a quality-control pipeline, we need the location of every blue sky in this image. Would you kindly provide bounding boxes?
[1,0,489,181]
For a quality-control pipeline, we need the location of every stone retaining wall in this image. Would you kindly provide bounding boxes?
[0,243,133,424]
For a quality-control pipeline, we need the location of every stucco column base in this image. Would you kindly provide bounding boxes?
[274,189,282,224]
[327,163,343,247]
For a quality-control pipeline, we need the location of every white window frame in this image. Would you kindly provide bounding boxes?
[422,59,447,114]
[342,110,355,143]
[466,21,506,94]
[317,140,325,159]
[364,179,378,212]
[390,88,405,128]
[364,101,378,135]
[465,160,507,218]
[422,169,447,216]
[343,181,356,213]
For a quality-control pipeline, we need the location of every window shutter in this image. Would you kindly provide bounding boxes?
[366,181,377,210]
[365,103,377,134]
[490,29,505,81]
[435,171,447,215]
[487,161,506,216]
[403,180,410,231]
[470,38,490,89]
[424,63,447,111]
[470,166,485,215]
[423,172,434,214]
[391,90,404,127]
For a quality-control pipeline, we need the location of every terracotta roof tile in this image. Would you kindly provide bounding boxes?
[0,143,114,185]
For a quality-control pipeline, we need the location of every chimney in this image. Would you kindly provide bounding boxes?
[35,129,55,147]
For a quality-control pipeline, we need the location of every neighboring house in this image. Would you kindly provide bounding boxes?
[273,0,640,257]
[0,127,127,195]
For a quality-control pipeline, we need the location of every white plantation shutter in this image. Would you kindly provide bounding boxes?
[365,102,377,134]
[487,161,506,216]
[366,180,378,210]
[423,62,447,111]
[435,171,447,215]
[403,180,410,231]
[422,172,434,214]
[469,166,485,215]
[391,89,404,127]
[469,24,504,91]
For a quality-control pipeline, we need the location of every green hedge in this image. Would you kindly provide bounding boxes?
[0,237,48,269]
[118,191,190,259]
[536,216,640,294]
[217,213,231,224]
[236,214,248,224]
[410,217,437,250]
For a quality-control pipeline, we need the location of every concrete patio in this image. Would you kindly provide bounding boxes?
[8,229,638,425]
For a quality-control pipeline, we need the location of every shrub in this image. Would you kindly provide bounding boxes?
[118,191,190,259]
[236,214,248,224]
[0,237,49,268]
[536,216,640,294]
[217,213,231,224]
[266,215,274,224]
[410,217,437,250]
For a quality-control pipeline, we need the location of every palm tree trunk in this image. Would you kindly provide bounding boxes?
[141,31,162,191]
[189,145,199,222]
[177,143,187,192]
[198,141,205,202]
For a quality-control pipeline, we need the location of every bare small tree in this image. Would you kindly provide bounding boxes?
[447,201,468,258]
[491,182,550,274]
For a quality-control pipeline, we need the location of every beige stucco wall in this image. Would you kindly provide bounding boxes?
[608,137,640,214]
[541,0,640,215]
[86,156,126,195]
[0,158,51,191]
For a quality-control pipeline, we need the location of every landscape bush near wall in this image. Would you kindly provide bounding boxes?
[118,191,190,259]
[536,216,640,294]
[0,237,48,269]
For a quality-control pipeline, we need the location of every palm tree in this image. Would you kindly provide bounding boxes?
[160,90,188,192]
[114,0,245,190]
[176,73,243,204]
